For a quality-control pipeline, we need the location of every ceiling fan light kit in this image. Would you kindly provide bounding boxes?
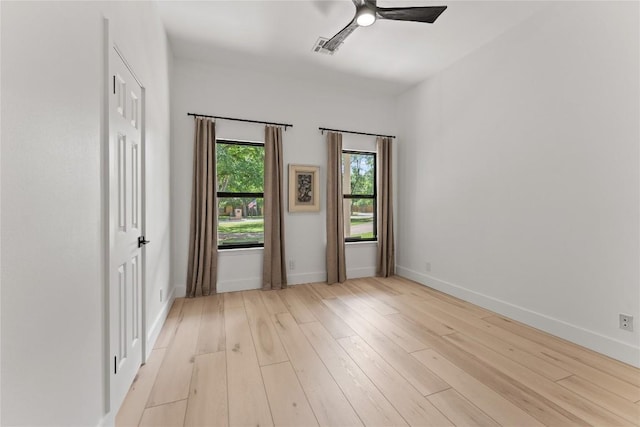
[316,0,447,54]
[356,5,376,27]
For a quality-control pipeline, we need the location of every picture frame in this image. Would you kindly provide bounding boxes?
[288,164,320,212]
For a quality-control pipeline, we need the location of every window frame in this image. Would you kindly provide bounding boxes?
[216,139,265,250]
[342,149,377,243]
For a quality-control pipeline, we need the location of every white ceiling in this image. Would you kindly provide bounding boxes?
[158,0,545,94]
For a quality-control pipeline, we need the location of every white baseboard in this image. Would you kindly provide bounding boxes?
[174,267,378,294]
[210,267,374,290]
[287,266,376,284]
[219,277,262,293]
[145,286,177,359]
[174,279,262,294]
[288,267,376,285]
[396,265,640,367]
[347,266,377,279]
[288,271,326,285]
[175,271,327,294]
[97,409,114,427]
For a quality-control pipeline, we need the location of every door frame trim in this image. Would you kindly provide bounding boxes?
[101,16,147,418]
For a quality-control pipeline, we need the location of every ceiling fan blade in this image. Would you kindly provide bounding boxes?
[322,18,359,53]
[376,6,447,23]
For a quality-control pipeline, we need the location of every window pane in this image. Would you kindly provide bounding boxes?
[216,143,264,193]
[342,152,374,196]
[344,198,375,240]
[217,197,264,247]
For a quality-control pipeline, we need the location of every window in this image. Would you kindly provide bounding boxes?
[342,150,376,242]
[216,139,264,249]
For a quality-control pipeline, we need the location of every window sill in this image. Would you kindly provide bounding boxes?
[218,247,264,256]
[345,240,378,246]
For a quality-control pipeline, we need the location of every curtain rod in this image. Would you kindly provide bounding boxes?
[319,127,395,139]
[187,113,293,130]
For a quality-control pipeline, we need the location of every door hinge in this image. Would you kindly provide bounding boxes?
[114,355,117,374]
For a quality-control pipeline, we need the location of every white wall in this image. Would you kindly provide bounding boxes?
[396,1,639,366]
[171,58,396,293]
[0,1,172,425]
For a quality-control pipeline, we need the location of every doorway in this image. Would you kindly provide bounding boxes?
[107,42,147,413]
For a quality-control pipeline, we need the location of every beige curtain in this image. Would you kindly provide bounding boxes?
[263,126,287,290]
[326,132,346,284]
[186,117,217,297]
[376,136,395,277]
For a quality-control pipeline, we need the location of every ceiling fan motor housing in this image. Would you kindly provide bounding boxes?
[356,3,377,27]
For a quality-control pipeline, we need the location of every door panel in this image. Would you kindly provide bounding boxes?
[109,47,143,411]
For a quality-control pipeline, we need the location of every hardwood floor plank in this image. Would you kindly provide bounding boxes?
[280,287,317,324]
[323,282,352,297]
[413,349,545,427]
[147,298,204,407]
[395,293,476,331]
[333,284,427,353]
[427,389,500,427]
[120,277,640,427]
[154,298,185,349]
[338,335,454,427]
[443,332,628,426]
[296,285,356,339]
[397,276,496,318]
[370,276,433,301]
[458,328,573,382]
[323,296,449,396]
[357,285,457,338]
[351,276,401,297]
[260,289,288,314]
[242,290,288,366]
[308,283,337,299]
[184,352,228,427]
[300,321,408,426]
[385,312,454,342]
[225,306,274,427]
[223,291,244,310]
[486,315,640,389]
[396,293,575,381]
[342,279,399,315]
[116,348,167,427]
[261,362,319,427]
[558,375,640,424]
[272,312,363,426]
[196,294,225,354]
[481,317,640,402]
[393,284,487,323]
[139,399,187,427]
[370,276,420,294]
[390,276,494,318]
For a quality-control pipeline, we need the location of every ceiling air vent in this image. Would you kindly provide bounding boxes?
[312,37,335,55]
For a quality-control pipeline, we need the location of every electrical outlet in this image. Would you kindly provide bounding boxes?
[620,314,633,331]
[289,260,296,271]
[160,289,163,302]
[425,262,431,272]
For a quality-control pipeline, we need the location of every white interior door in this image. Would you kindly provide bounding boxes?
[109,46,144,410]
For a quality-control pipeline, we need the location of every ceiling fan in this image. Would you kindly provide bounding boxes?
[318,0,447,53]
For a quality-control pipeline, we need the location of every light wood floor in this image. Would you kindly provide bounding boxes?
[116,276,640,426]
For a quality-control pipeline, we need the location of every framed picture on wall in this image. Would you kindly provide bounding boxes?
[289,164,320,212]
